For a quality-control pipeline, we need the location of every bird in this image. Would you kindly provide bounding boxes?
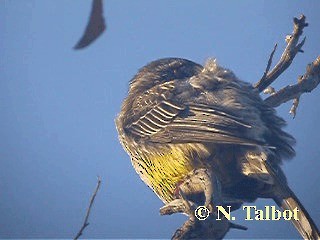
[116,57,320,239]
[74,0,106,50]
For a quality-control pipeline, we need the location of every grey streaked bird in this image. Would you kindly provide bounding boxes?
[116,57,320,239]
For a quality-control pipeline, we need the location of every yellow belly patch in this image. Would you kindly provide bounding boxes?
[132,143,210,203]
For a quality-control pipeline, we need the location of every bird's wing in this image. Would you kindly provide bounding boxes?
[126,82,264,146]
[74,0,106,50]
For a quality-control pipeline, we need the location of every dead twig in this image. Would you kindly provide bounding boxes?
[264,56,320,111]
[172,209,246,240]
[170,188,246,239]
[261,44,278,83]
[74,176,102,240]
[289,97,300,118]
[254,15,308,92]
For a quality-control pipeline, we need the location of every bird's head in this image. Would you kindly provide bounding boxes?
[128,58,202,96]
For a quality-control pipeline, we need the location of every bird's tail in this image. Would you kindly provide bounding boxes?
[262,159,320,239]
[273,186,320,239]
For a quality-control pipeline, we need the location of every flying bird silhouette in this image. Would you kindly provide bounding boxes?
[74,0,106,50]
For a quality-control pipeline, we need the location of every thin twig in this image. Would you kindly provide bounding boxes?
[264,56,320,108]
[254,15,308,92]
[74,176,102,240]
[289,97,300,118]
[261,43,278,81]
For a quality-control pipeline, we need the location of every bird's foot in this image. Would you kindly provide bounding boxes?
[177,168,221,209]
[160,168,220,216]
[160,198,196,217]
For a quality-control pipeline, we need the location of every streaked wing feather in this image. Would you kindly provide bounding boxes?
[129,100,186,137]
[126,84,263,146]
[188,104,252,128]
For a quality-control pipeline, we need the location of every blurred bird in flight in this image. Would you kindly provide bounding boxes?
[74,0,106,50]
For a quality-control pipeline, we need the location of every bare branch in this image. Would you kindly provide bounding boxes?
[172,211,246,240]
[264,56,320,108]
[169,188,246,239]
[254,15,308,92]
[74,176,102,240]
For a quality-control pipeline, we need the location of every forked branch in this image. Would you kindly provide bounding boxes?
[264,56,320,111]
[254,15,308,92]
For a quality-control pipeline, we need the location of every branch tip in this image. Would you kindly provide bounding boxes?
[254,15,308,92]
[264,56,320,110]
[74,177,102,240]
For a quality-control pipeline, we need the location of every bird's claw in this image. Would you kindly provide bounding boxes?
[160,198,195,216]
[175,168,222,210]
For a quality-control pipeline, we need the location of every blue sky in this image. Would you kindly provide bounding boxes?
[1,0,320,238]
